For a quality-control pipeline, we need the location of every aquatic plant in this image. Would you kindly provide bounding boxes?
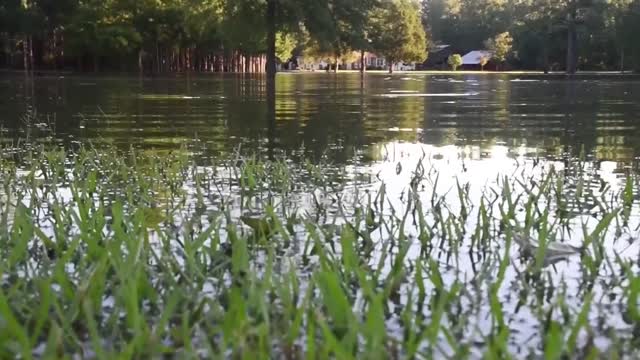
[0,143,638,358]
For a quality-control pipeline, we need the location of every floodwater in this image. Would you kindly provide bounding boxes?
[2,72,640,357]
[1,72,638,163]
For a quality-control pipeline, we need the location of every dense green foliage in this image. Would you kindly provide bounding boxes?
[448,53,462,70]
[1,0,639,72]
[0,0,423,73]
[484,31,513,66]
[422,0,640,71]
[370,0,428,73]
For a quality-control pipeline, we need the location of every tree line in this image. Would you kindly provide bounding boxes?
[423,0,640,73]
[1,0,639,74]
[0,0,425,74]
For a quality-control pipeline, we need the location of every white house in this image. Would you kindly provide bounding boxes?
[296,56,330,71]
[296,52,417,72]
[461,50,494,69]
[347,53,417,71]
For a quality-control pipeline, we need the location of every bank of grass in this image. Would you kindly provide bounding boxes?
[0,144,638,358]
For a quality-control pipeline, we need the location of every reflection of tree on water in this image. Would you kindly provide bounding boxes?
[419,75,640,164]
[421,75,503,151]
[3,74,640,166]
[266,73,276,160]
[558,79,632,163]
[284,75,369,162]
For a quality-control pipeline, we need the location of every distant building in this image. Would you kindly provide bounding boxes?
[348,53,386,70]
[347,53,417,71]
[294,52,417,72]
[461,50,495,70]
[295,56,330,71]
[418,44,459,70]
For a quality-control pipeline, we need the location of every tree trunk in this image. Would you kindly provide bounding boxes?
[156,41,160,73]
[93,54,99,73]
[265,0,277,160]
[28,36,34,72]
[566,13,578,75]
[543,44,549,73]
[388,62,393,74]
[334,56,339,73]
[266,0,277,90]
[23,36,29,71]
[543,22,551,74]
[138,49,144,73]
[360,49,366,74]
[620,48,625,73]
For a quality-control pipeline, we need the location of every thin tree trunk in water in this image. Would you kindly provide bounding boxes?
[187,48,191,71]
[543,44,549,73]
[28,36,34,72]
[23,36,28,71]
[138,49,143,73]
[93,55,99,73]
[334,56,338,73]
[388,62,393,74]
[566,13,578,75]
[620,48,625,73]
[543,22,551,73]
[360,49,366,74]
[266,0,277,84]
[265,0,277,160]
[156,42,160,73]
[3,35,9,68]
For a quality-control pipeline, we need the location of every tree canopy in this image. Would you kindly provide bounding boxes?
[1,0,639,73]
[485,31,513,64]
[422,0,640,72]
[370,0,428,73]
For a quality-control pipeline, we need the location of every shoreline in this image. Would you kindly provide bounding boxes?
[1,68,637,78]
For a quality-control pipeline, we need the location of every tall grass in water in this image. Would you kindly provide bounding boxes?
[0,144,638,358]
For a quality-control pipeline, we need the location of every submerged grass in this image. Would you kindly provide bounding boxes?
[0,143,639,359]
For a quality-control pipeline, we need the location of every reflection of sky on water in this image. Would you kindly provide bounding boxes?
[357,141,639,355]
